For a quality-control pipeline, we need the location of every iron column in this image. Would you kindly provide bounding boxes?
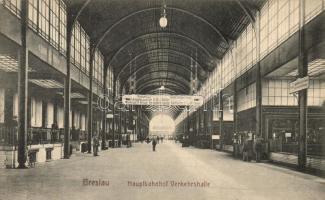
[298,0,307,170]
[17,0,29,168]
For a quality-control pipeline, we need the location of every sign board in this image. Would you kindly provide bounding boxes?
[130,134,137,141]
[285,132,292,137]
[122,94,203,106]
[106,114,114,118]
[248,132,253,140]
[212,135,220,140]
[289,76,310,94]
[212,110,220,121]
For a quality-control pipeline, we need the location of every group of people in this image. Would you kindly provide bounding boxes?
[242,137,263,162]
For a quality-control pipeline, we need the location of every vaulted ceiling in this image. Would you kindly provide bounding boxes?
[66,0,265,118]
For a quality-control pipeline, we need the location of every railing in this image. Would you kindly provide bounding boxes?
[269,139,324,156]
[0,126,17,146]
[2,0,21,18]
[269,140,298,154]
[28,128,63,145]
[307,144,324,157]
[0,126,87,146]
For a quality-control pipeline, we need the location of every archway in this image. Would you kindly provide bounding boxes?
[149,114,175,138]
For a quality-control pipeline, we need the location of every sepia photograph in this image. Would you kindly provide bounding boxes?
[0,0,325,199]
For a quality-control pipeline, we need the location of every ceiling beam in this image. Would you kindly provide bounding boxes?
[70,0,92,27]
[119,61,192,84]
[235,0,256,27]
[116,49,205,80]
[136,79,189,94]
[95,6,230,50]
[135,74,189,93]
[107,32,213,68]
[121,69,190,93]
[147,88,178,95]
[137,84,187,95]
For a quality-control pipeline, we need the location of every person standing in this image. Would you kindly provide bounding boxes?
[127,134,131,148]
[93,134,99,156]
[152,138,157,151]
[255,138,262,162]
[51,121,58,142]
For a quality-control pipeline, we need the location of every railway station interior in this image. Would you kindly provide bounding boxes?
[0,0,325,199]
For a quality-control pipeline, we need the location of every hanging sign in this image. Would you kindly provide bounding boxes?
[289,76,310,94]
[212,135,220,140]
[122,94,203,106]
[106,114,114,118]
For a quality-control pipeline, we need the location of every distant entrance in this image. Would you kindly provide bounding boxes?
[149,114,175,138]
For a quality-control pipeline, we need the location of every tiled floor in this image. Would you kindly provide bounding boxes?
[1,141,324,200]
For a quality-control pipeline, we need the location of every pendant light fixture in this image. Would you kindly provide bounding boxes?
[159,4,167,28]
